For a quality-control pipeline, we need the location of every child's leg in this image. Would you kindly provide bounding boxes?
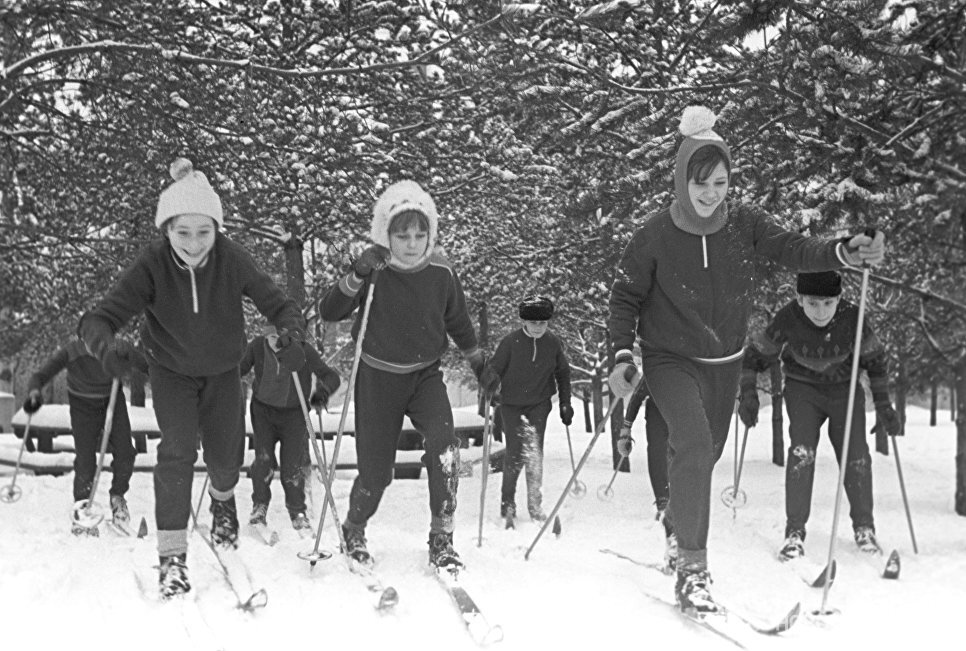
[67,394,103,503]
[197,368,245,500]
[249,399,278,507]
[826,385,874,531]
[346,364,408,530]
[107,390,136,498]
[277,407,310,517]
[644,398,670,506]
[783,380,826,535]
[499,404,526,511]
[406,365,461,534]
[521,401,551,517]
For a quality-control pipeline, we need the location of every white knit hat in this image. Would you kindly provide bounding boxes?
[370,180,438,253]
[155,158,224,228]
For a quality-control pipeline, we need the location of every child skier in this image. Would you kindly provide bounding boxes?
[23,338,148,536]
[740,270,900,560]
[607,106,886,615]
[317,180,484,570]
[479,295,573,526]
[78,158,306,599]
[239,325,341,533]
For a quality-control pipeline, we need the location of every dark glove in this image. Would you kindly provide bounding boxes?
[480,365,500,396]
[101,340,136,377]
[737,384,759,428]
[468,351,486,383]
[608,352,640,399]
[352,244,391,277]
[310,386,330,410]
[617,427,634,457]
[873,404,902,437]
[560,402,574,426]
[275,329,306,372]
[23,389,43,414]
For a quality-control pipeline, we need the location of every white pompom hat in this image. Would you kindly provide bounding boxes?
[672,106,732,234]
[155,158,224,229]
[370,180,439,268]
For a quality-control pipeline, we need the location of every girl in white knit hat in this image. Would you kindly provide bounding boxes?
[79,159,305,599]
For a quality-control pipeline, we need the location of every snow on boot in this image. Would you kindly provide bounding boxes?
[249,503,268,526]
[110,494,130,526]
[675,568,721,616]
[342,525,373,566]
[500,500,515,517]
[71,523,99,537]
[779,528,806,561]
[854,526,882,554]
[664,533,678,572]
[428,531,464,570]
[529,508,547,522]
[210,496,239,549]
[654,496,669,523]
[159,554,190,599]
[291,512,311,531]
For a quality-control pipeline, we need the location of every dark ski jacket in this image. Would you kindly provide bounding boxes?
[240,336,341,410]
[487,328,571,408]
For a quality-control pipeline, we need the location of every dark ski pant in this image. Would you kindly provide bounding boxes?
[643,352,742,570]
[345,361,461,535]
[150,364,244,555]
[644,398,670,506]
[499,399,551,517]
[783,379,874,534]
[68,389,135,503]
[249,399,310,516]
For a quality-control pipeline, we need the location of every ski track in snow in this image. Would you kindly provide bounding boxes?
[1,403,965,650]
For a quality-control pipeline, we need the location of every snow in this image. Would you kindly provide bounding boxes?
[1,401,964,650]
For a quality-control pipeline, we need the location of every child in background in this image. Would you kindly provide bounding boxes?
[23,338,148,536]
[740,270,900,560]
[480,295,573,526]
[79,158,305,599]
[318,180,484,571]
[239,325,341,533]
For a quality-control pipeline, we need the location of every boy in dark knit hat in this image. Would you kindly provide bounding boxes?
[480,295,573,526]
[318,180,484,571]
[23,338,148,536]
[607,106,886,615]
[79,158,305,599]
[740,270,900,561]
[239,325,341,534]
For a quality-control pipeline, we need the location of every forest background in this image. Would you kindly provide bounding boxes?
[2,0,965,510]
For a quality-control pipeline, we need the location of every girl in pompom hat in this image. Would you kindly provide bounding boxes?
[79,159,305,600]
[607,106,888,615]
[479,295,572,527]
[318,179,484,571]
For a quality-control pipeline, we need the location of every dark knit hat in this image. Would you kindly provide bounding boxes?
[797,271,842,297]
[519,295,554,320]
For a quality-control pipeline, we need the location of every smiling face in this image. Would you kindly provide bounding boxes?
[687,161,730,219]
[166,213,216,267]
[798,295,841,327]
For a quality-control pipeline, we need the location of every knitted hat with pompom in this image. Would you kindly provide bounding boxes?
[155,158,224,229]
[671,106,731,236]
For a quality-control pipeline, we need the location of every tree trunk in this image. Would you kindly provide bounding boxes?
[770,361,784,466]
[283,235,306,309]
[582,385,592,432]
[954,358,966,516]
[478,302,488,349]
[930,376,938,426]
[953,378,958,422]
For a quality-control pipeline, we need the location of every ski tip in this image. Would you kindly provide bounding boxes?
[137,517,149,538]
[882,549,901,579]
[811,560,837,587]
[378,587,400,610]
[552,516,562,537]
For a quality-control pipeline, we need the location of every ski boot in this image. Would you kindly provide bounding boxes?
[71,522,99,537]
[529,507,548,522]
[249,502,268,526]
[342,525,373,566]
[291,512,311,531]
[854,526,882,554]
[501,500,516,529]
[159,553,190,599]
[654,496,669,523]
[664,533,679,573]
[428,531,464,571]
[210,495,239,549]
[675,567,721,616]
[110,494,131,528]
[779,528,806,561]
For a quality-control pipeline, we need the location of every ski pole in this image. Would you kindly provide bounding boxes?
[1,413,33,503]
[525,393,627,560]
[191,475,209,530]
[721,425,751,512]
[71,378,120,527]
[890,433,918,553]
[564,425,586,497]
[597,446,630,501]
[816,258,872,616]
[476,396,495,547]
[311,269,379,548]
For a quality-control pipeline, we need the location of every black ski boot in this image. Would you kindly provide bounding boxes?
[854,526,882,554]
[210,495,239,549]
[428,531,464,570]
[779,527,806,561]
[159,554,190,599]
[675,567,721,616]
[342,525,373,566]
[110,494,131,527]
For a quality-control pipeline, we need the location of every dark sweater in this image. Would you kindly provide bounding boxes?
[318,252,479,374]
[743,299,890,402]
[28,340,147,399]
[608,202,845,361]
[488,329,571,407]
[79,232,303,378]
[239,336,341,409]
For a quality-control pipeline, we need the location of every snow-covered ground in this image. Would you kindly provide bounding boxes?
[1,401,964,650]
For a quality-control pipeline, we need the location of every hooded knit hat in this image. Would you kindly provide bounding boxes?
[155,158,224,229]
[519,295,554,321]
[370,180,439,270]
[671,106,732,236]
[797,271,843,297]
